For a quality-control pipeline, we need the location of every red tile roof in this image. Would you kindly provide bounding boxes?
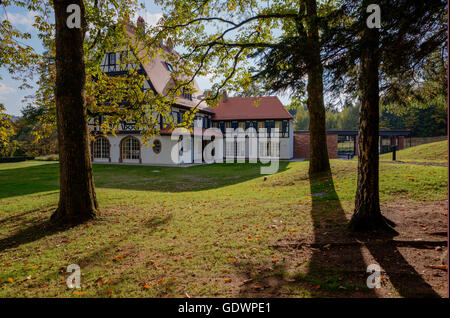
[211,96,293,120]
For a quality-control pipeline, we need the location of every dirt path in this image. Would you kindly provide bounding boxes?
[237,200,448,298]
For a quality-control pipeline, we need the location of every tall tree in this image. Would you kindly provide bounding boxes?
[325,0,447,232]
[51,0,98,223]
[153,0,336,174]
[303,0,331,174]
[348,11,386,231]
[1,0,184,224]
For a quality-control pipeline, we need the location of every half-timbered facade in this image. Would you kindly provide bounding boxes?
[88,16,294,165]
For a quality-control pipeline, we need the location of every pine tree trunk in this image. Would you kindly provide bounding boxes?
[51,0,98,224]
[305,0,331,175]
[348,23,394,233]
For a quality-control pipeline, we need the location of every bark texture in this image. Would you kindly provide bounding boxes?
[348,23,394,233]
[51,0,98,224]
[304,0,331,175]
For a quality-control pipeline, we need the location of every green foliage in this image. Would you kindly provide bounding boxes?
[295,103,359,130]
[0,104,15,153]
[1,0,201,146]
[380,50,447,137]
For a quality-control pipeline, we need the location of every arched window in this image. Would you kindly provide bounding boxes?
[122,137,140,160]
[93,137,110,159]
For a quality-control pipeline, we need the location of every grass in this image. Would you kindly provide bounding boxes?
[0,159,447,297]
[379,140,447,163]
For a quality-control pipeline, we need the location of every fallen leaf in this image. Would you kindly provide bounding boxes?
[425,265,447,270]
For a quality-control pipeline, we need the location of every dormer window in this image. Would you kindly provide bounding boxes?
[165,62,174,72]
[181,88,193,101]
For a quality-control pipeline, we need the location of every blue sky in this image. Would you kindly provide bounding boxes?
[0,1,291,116]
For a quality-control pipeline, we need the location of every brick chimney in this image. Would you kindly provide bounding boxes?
[166,37,174,52]
[137,16,145,33]
[222,90,228,102]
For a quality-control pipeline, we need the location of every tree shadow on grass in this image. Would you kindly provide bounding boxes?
[0,215,76,253]
[359,233,441,297]
[304,171,440,298]
[302,171,376,297]
[0,162,291,199]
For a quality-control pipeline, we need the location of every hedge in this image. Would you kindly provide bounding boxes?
[0,156,35,163]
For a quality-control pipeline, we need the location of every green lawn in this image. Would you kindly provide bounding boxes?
[380,140,448,163]
[0,160,447,297]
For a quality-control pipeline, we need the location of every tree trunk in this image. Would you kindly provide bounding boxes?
[51,0,98,224]
[304,0,331,175]
[348,21,394,233]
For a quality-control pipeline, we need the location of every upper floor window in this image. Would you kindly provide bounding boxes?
[181,88,193,101]
[108,53,116,65]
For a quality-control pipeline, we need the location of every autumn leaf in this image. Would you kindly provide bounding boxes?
[73,291,83,295]
[223,278,232,283]
[425,265,448,270]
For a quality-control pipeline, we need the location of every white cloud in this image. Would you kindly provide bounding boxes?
[2,11,38,31]
[0,83,16,102]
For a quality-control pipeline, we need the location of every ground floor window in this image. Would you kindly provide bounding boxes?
[122,137,140,160]
[93,137,110,159]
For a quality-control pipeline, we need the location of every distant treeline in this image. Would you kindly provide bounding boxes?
[294,102,447,137]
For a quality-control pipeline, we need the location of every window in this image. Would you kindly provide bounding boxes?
[166,62,174,72]
[282,120,289,137]
[259,141,268,157]
[270,141,280,157]
[226,139,235,157]
[109,53,116,65]
[122,137,140,160]
[237,140,245,157]
[93,137,110,159]
[181,88,193,100]
[120,50,128,64]
[252,121,258,132]
[152,139,162,154]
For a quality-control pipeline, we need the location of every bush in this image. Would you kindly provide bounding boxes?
[35,154,59,161]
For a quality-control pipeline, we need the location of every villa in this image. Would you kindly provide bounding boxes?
[88,16,295,165]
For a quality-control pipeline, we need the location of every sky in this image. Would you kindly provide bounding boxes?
[0,1,292,116]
